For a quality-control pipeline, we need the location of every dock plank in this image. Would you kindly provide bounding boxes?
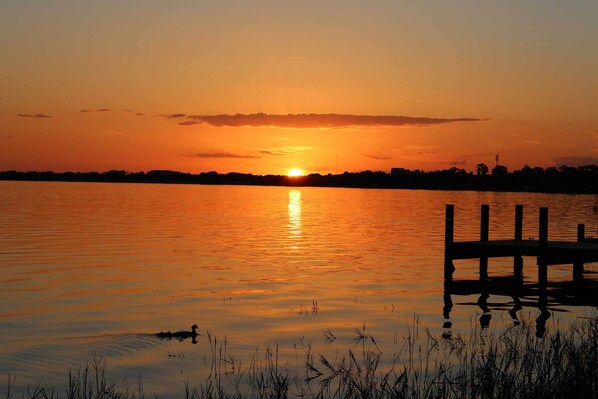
[450,239,598,265]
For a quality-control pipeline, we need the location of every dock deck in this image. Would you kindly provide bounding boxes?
[444,204,598,282]
[451,239,598,264]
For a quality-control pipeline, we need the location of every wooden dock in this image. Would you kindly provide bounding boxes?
[444,204,598,284]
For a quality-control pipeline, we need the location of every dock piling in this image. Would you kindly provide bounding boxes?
[574,224,585,282]
[577,224,585,242]
[480,204,489,280]
[514,204,524,277]
[515,205,523,240]
[538,207,548,285]
[539,207,548,247]
[444,204,455,279]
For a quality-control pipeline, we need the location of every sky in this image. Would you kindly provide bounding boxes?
[1,0,597,176]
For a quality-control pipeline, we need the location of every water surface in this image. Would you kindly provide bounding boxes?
[1,181,596,396]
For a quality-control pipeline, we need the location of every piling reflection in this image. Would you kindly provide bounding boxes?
[477,292,492,330]
[442,276,597,338]
[535,291,551,338]
[508,295,523,326]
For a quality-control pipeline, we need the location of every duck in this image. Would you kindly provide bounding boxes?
[156,324,198,340]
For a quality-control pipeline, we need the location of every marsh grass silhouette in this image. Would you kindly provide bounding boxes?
[5,316,598,399]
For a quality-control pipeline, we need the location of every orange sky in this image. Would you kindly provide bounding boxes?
[1,1,596,175]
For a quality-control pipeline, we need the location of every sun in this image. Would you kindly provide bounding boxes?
[288,168,304,177]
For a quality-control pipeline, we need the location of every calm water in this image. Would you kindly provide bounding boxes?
[1,181,596,396]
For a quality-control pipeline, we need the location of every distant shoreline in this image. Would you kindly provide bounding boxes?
[1,166,597,194]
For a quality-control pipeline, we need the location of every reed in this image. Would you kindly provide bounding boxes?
[4,316,597,399]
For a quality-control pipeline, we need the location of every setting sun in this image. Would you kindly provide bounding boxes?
[288,168,304,177]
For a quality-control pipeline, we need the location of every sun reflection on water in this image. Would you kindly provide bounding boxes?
[287,189,302,247]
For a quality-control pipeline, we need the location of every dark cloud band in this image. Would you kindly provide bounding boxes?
[177,113,482,128]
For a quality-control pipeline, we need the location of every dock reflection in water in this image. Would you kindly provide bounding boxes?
[443,276,598,339]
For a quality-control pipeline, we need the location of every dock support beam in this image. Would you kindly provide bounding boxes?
[574,224,585,282]
[538,207,548,285]
[479,204,489,280]
[514,205,523,277]
[444,204,455,280]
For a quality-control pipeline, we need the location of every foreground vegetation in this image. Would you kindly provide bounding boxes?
[5,316,598,399]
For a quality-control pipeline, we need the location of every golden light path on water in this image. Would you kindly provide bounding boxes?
[288,189,302,248]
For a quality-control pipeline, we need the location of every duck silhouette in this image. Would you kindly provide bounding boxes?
[156,324,199,342]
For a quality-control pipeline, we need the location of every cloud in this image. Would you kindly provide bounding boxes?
[160,113,187,118]
[259,146,313,156]
[365,154,393,160]
[552,156,598,167]
[178,121,202,126]
[177,113,483,128]
[80,108,110,113]
[195,152,261,159]
[17,113,51,118]
[393,144,437,155]
[518,140,540,145]
[123,109,146,116]
[450,156,468,166]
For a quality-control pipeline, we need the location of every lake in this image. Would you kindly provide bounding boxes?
[0,181,596,397]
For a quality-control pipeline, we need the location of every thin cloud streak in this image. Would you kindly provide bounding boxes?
[259,146,313,156]
[450,156,468,166]
[80,108,110,113]
[123,109,146,116]
[160,113,187,118]
[178,121,202,126]
[177,113,483,128]
[365,154,393,160]
[195,153,261,159]
[17,113,51,118]
[552,156,598,167]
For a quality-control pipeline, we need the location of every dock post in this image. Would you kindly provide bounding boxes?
[444,204,455,280]
[479,204,489,280]
[514,205,524,277]
[539,207,548,245]
[573,224,585,282]
[578,224,585,241]
[538,207,548,285]
[515,204,523,241]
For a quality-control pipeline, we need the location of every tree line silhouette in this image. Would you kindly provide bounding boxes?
[0,164,596,194]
